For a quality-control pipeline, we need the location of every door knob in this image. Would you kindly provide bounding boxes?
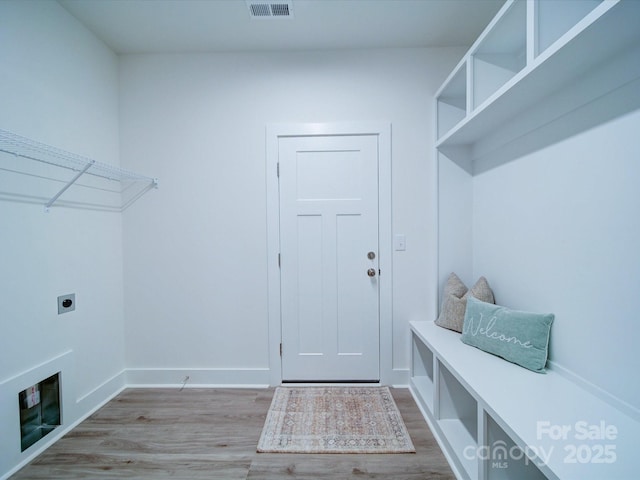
[367,268,376,277]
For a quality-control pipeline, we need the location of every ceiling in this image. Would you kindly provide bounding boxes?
[58,0,505,54]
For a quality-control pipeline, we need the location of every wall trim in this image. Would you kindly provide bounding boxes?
[387,368,410,388]
[76,370,127,414]
[125,368,271,387]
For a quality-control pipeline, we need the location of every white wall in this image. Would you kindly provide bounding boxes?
[437,151,473,297]
[119,48,463,384]
[439,106,640,414]
[0,1,125,476]
[472,109,640,412]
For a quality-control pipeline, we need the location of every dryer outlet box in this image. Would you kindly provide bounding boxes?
[57,294,75,314]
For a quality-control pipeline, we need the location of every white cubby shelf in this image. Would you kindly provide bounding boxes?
[435,0,640,173]
[410,321,640,480]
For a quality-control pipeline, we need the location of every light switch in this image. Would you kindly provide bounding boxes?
[394,234,406,251]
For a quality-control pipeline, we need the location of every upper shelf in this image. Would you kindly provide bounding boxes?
[435,0,640,174]
[0,129,157,212]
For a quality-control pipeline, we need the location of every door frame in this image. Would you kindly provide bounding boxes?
[266,122,392,386]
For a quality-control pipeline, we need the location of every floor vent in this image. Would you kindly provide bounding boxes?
[247,1,294,19]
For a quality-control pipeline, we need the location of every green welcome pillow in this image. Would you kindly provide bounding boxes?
[461,297,554,373]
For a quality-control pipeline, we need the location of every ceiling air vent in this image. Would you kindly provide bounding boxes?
[246,1,294,19]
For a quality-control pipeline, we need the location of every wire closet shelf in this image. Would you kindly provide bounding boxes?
[0,128,157,212]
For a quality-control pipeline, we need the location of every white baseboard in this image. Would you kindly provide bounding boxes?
[386,367,410,387]
[125,367,407,388]
[125,367,271,388]
[76,369,127,415]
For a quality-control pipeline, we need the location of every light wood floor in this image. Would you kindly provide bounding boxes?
[11,388,455,479]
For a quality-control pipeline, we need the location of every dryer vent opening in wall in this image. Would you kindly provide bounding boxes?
[19,373,61,452]
[246,1,294,18]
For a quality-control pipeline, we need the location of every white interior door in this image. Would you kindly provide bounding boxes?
[279,134,380,381]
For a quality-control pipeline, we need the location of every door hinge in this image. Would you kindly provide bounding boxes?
[379,269,381,276]
[278,253,281,268]
[279,343,283,356]
[277,162,280,177]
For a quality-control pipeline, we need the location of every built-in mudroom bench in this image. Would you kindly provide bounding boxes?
[420,0,640,477]
[409,320,640,480]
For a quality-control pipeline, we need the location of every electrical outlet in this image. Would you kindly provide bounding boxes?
[57,294,75,314]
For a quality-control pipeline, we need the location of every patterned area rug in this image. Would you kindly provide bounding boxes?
[257,386,415,454]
